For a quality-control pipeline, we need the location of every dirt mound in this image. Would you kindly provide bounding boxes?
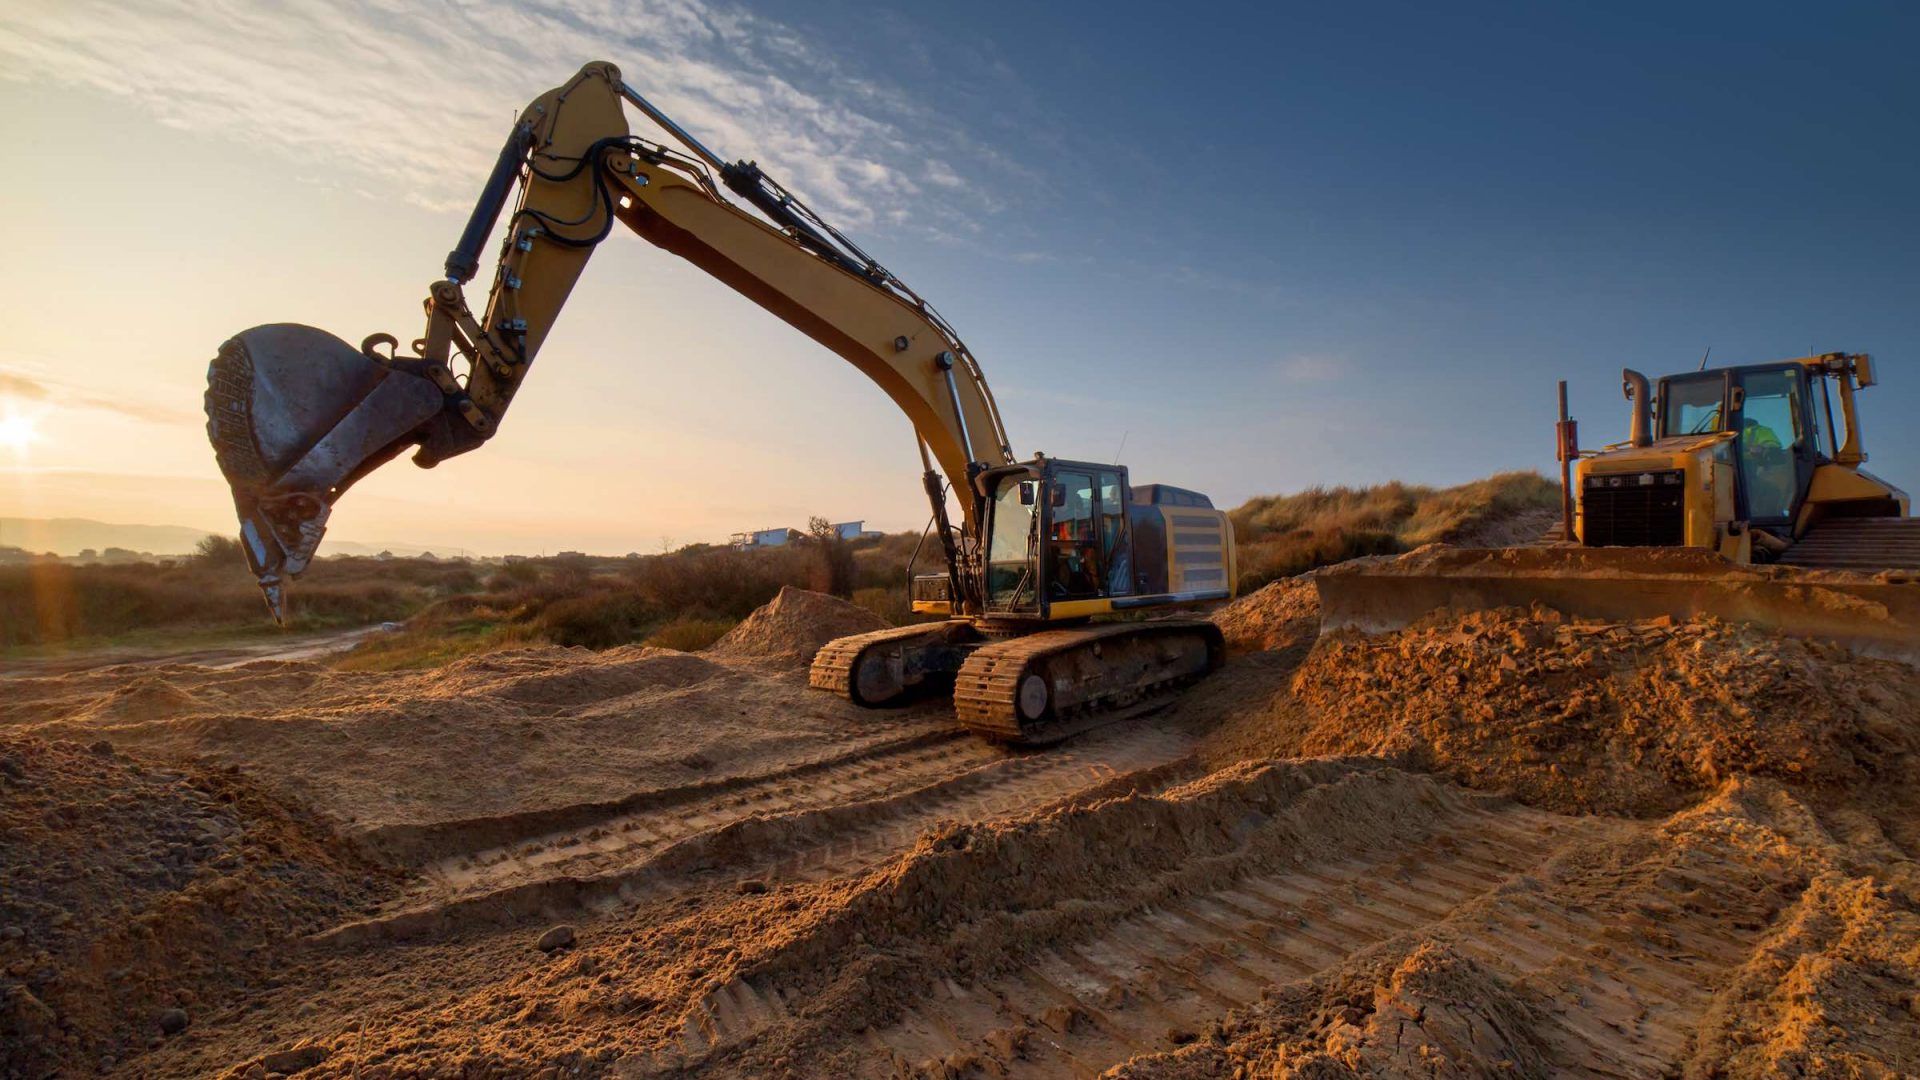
[434,644,722,707]
[1209,575,1319,652]
[1689,871,1920,1078]
[707,586,887,668]
[1284,606,1920,815]
[0,733,387,1077]
[1111,942,1553,1079]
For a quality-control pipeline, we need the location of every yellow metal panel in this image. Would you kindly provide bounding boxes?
[1047,598,1116,620]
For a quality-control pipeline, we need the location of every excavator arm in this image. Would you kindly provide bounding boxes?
[208,62,1012,621]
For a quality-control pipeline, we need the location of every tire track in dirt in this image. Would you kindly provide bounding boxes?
[380,723,990,902]
[657,801,1613,1076]
[649,766,1776,1080]
[319,722,1201,949]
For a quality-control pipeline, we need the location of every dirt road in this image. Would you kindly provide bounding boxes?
[0,625,378,678]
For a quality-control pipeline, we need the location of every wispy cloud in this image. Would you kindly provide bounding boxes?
[0,366,195,424]
[1273,354,1345,384]
[0,0,1003,230]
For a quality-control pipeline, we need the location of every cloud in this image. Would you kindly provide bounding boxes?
[1274,354,1344,383]
[0,0,1006,230]
[0,366,195,424]
[0,373,49,400]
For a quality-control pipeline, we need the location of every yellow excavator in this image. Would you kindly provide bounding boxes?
[203,62,1235,744]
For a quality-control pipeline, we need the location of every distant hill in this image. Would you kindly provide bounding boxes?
[0,517,214,556]
[0,518,442,559]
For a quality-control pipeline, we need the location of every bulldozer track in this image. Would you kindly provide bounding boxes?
[953,622,1225,745]
[649,801,1750,1079]
[1780,517,1920,571]
[318,723,1199,949]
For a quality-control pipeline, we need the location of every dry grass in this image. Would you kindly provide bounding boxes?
[0,554,479,651]
[1229,471,1558,590]
[643,616,738,652]
[333,534,904,669]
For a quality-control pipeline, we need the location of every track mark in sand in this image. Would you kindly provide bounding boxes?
[392,726,998,906]
[322,723,1199,948]
[838,805,1597,1079]
[671,799,1753,1080]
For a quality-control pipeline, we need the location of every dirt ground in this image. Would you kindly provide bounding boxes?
[5,571,1919,1079]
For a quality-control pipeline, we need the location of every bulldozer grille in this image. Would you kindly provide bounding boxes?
[1582,470,1685,547]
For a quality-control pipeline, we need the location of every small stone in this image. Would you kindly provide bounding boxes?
[157,1007,190,1035]
[89,740,115,757]
[1,925,23,942]
[535,925,576,953]
[261,1044,328,1074]
[736,879,769,895]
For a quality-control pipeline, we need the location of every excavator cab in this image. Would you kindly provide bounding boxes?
[913,459,1234,621]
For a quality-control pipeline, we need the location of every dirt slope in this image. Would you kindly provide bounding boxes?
[0,735,388,1078]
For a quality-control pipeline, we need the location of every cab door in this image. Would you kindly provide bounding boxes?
[1731,366,1816,524]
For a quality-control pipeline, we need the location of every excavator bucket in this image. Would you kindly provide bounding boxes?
[1315,545,1920,663]
[204,324,445,623]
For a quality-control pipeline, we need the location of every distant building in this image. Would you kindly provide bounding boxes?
[829,520,884,541]
[732,527,800,549]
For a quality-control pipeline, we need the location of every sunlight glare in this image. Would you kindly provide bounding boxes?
[0,403,42,454]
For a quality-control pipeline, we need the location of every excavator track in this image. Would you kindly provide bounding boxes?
[810,621,981,707]
[1779,517,1920,571]
[953,621,1225,746]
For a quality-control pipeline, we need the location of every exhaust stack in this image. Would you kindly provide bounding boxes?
[1622,368,1653,448]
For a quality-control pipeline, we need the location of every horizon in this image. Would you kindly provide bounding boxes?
[2,1,1915,555]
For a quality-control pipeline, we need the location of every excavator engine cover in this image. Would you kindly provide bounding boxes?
[205,323,445,622]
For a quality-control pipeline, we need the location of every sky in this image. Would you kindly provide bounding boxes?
[0,0,1915,555]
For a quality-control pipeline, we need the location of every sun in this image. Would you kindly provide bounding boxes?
[0,405,41,454]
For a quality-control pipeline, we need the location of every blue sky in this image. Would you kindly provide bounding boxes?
[0,1,1914,552]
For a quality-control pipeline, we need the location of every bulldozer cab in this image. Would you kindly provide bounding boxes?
[1657,363,1831,526]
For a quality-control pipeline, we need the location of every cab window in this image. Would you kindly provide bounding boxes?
[1097,471,1131,596]
[1662,376,1725,437]
[1047,471,1102,599]
[986,477,1038,609]
[1737,368,1802,520]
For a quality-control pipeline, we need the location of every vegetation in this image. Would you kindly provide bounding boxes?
[3,473,1557,662]
[335,529,916,670]
[0,553,478,651]
[1229,470,1558,590]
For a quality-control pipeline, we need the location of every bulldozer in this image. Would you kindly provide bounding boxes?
[203,62,1234,745]
[1567,353,1912,567]
[1316,354,1920,660]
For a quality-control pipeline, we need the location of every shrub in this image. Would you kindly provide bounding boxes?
[535,588,658,648]
[642,616,737,652]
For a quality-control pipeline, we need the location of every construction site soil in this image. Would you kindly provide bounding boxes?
[5,568,1919,1079]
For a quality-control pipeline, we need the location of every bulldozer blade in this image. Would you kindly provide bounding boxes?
[1315,545,1920,663]
[204,324,445,622]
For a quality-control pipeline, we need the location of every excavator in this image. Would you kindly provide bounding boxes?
[1315,354,1920,660]
[203,61,1235,745]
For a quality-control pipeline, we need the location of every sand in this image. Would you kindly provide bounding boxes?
[6,583,1920,1079]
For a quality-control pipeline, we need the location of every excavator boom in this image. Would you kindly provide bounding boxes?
[208,62,1011,622]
